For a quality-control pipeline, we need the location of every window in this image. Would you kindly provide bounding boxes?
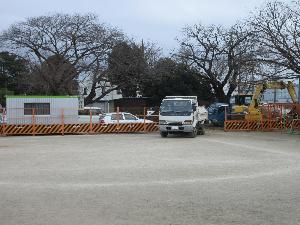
[124,113,137,120]
[218,106,225,113]
[160,100,192,116]
[111,114,124,120]
[24,103,50,115]
[245,97,252,105]
[208,107,216,114]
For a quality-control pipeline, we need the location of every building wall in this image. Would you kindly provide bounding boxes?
[80,81,122,104]
[6,96,79,124]
[85,100,114,113]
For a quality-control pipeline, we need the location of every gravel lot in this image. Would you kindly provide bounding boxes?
[0,130,300,225]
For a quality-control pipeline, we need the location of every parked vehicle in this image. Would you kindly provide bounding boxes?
[0,109,6,124]
[207,103,229,126]
[78,107,103,123]
[245,81,298,120]
[158,96,207,138]
[99,112,153,124]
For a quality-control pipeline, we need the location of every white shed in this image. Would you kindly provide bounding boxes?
[6,96,79,125]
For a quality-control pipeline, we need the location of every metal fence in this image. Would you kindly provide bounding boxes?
[0,107,159,136]
[224,103,300,132]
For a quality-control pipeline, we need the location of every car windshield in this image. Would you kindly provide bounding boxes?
[124,114,137,120]
[208,107,215,114]
[160,100,192,116]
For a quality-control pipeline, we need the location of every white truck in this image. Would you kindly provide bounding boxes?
[158,96,208,138]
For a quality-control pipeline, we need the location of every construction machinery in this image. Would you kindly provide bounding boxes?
[231,94,253,114]
[245,81,298,120]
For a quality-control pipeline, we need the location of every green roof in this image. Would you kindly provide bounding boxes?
[6,95,78,99]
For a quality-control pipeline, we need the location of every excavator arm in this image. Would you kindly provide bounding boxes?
[247,81,298,120]
[250,81,297,110]
[286,81,297,103]
[249,83,264,109]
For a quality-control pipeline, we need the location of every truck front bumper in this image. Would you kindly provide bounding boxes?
[159,124,194,133]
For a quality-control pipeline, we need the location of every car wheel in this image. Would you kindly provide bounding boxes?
[160,131,168,138]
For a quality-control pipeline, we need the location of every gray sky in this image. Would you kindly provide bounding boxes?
[0,0,276,53]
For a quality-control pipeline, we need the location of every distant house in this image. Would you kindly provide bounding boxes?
[113,97,151,115]
[80,81,122,113]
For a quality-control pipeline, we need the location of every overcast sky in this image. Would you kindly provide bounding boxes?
[0,0,283,54]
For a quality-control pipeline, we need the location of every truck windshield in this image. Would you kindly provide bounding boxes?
[160,100,192,116]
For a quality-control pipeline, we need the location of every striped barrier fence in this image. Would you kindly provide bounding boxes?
[224,103,300,132]
[224,119,300,132]
[0,106,159,136]
[1,122,159,136]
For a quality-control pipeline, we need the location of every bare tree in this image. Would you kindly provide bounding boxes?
[105,40,161,97]
[177,23,256,102]
[250,0,300,78]
[0,13,124,103]
[28,54,78,95]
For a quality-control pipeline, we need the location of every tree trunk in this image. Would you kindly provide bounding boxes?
[214,87,228,103]
[84,84,97,106]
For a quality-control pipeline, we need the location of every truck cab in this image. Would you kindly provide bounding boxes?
[158,96,207,138]
[207,103,229,126]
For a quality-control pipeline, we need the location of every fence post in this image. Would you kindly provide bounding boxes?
[261,110,264,132]
[32,108,36,136]
[280,105,283,130]
[1,123,4,136]
[268,104,271,130]
[2,108,6,136]
[224,106,228,131]
[247,119,250,131]
[89,110,93,133]
[143,107,147,132]
[61,109,64,136]
[117,107,120,133]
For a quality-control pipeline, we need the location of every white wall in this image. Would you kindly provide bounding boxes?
[6,97,79,125]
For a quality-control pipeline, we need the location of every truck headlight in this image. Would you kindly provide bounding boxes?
[159,120,168,125]
[183,120,193,125]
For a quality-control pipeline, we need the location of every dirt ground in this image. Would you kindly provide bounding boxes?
[0,130,300,225]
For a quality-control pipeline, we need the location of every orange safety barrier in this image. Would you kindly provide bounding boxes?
[224,119,300,132]
[289,119,300,132]
[224,103,300,132]
[1,123,159,136]
[1,107,159,136]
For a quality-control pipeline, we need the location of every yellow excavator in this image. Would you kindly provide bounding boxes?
[231,94,253,114]
[245,81,298,120]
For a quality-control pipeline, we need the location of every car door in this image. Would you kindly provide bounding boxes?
[123,113,139,123]
[110,113,125,123]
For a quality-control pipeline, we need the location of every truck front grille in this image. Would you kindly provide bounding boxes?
[168,122,182,126]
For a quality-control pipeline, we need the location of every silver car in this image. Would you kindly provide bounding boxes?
[99,112,153,124]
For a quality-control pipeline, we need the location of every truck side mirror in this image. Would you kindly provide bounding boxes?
[192,105,197,111]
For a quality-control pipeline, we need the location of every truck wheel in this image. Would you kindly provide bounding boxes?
[160,131,168,138]
[197,126,205,135]
[190,127,197,138]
